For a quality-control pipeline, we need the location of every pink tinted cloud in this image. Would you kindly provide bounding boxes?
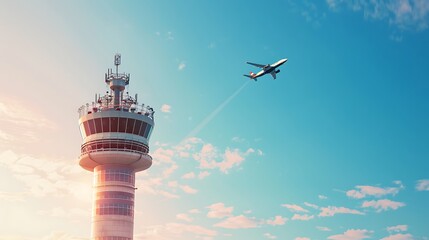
[380,233,413,240]
[346,185,401,199]
[207,203,233,219]
[160,104,171,113]
[361,199,405,212]
[266,216,287,226]
[214,215,259,229]
[176,213,193,222]
[319,206,364,217]
[180,185,198,194]
[328,229,372,240]
[182,172,195,179]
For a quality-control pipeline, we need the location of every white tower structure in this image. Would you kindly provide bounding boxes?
[78,54,154,240]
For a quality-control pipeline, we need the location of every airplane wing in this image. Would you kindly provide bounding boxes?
[246,62,266,68]
[270,71,277,79]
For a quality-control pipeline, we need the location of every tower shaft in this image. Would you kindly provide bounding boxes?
[92,165,135,240]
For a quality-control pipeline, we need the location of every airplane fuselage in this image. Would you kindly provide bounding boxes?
[251,58,287,79]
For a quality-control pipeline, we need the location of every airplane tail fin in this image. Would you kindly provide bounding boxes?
[243,72,257,81]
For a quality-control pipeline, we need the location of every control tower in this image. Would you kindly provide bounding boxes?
[78,54,154,240]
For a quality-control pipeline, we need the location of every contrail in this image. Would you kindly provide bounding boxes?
[183,81,250,141]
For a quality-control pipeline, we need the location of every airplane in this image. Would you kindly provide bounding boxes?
[243,58,288,81]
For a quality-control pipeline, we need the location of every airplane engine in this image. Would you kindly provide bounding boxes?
[275,69,280,73]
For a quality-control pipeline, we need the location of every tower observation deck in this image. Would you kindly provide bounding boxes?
[78,54,154,240]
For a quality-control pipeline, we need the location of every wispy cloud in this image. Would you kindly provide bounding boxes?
[387,225,408,232]
[318,194,328,200]
[362,199,405,212]
[317,226,332,232]
[0,150,91,200]
[264,233,277,239]
[326,0,429,31]
[380,233,414,240]
[0,98,56,145]
[214,215,259,229]
[416,179,429,191]
[281,204,309,212]
[319,206,364,217]
[180,185,198,194]
[304,202,319,209]
[328,229,372,240]
[182,172,196,179]
[292,214,314,221]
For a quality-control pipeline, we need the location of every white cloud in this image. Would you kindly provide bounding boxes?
[326,0,429,30]
[266,215,287,226]
[291,214,314,221]
[416,179,429,191]
[317,226,332,231]
[207,202,233,219]
[381,233,414,240]
[362,199,405,212]
[214,215,259,229]
[346,184,401,199]
[178,61,186,71]
[304,202,319,209]
[387,225,408,232]
[264,233,277,239]
[328,229,372,240]
[176,213,193,222]
[319,206,364,217]
[193,143,254,173]
[281,204,309,212]
[318,194,328,200]
[161,104,171,113]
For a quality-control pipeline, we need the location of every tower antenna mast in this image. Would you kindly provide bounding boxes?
[114,53,121,75]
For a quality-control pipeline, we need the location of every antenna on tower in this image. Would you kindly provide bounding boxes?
[114,53,121,75]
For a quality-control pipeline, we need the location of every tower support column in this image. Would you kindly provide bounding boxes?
[92,165,136,240]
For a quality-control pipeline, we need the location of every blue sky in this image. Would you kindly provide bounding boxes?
[0,0,428,239]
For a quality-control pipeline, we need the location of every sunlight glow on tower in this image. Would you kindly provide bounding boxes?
[78,54,154,240]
